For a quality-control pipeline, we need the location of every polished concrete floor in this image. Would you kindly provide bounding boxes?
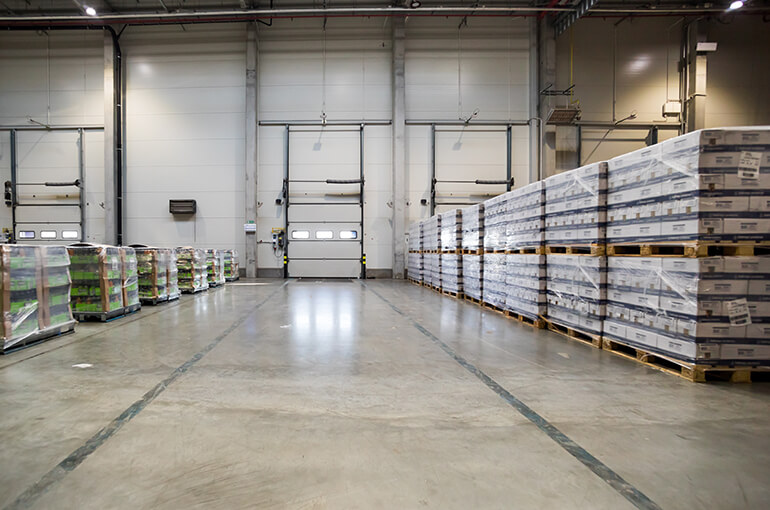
[1,279,769,509]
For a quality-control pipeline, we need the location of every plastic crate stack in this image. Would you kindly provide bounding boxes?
[224,250,239,281]
[439,209,463,295]
[604,127,770,365]
[167,250,180,301]
[544,162,608,341]
[482,193,509,308]
[134,246,170,305]
[461,203,484,301]
[176,247,208,293]
[206,249,226,287]
[407,221,423,284]
[423,215,441,289]
[119,247,141,313]
[503,182,546,325]
[68,244,125,320]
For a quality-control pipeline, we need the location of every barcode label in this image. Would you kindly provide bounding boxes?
[726,298,752,326]
[738,151,761,180]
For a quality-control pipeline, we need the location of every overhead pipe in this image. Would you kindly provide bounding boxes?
[1,6,768,27]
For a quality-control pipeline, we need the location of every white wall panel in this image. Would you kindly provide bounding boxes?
[123,24,247,257]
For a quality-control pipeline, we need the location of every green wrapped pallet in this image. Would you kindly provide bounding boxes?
[176,247,208,293]
[1,244,76,352]
[67,244,125,318]
[131,245,170,304]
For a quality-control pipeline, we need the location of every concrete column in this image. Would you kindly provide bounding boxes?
[245,22,258,277]
[104,31,117,245]
[686,21,708,132]
[391,18,406,279]
[538,18,557,179]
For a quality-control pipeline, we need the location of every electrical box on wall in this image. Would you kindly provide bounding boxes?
[662,101,682,117]
[169,199,197,215]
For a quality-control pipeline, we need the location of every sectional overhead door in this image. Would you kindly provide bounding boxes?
[286,127,363,278]
[7,129,88,244]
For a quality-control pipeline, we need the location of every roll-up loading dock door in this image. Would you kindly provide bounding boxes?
[285,126,364,278]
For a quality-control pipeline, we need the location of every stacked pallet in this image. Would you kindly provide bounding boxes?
[482,193,509,307]
[206,249,226,287]
[503,182,546,327]
[440,209,463,296]
[423,215,441,289]
[119,247,141,313]
[462,203,484,302]
[604,128,770,368]
[407,221,423,284]
[544,162,607,342]
[224,250,239,282]
[176,247,208,293]
[133,246,170,305]
[1,245,76,352]
[167,250,180,301]
[68,244,125,320]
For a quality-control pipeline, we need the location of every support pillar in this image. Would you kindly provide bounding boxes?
[104,31,117,244]
[686,20,708,132]
[245,22,258,277]
[391,18,407,279]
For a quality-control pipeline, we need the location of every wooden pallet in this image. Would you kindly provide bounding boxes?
[462,249,483,255]
[607,242,770,258]
[482,302,506,315]
[440,249,462,255]
[180,286,207,294]
[464,295,482,305]
[442,289,464,299]
[506,246,544,255]
[546,320,601,348]
[125,303,142,314]
[601,337,770,383]
[506,310,546,329]
[0,320,77,355]
[545,244,605,256]
[408,279,423,287]
[73,308,126,323]
[140,295,169,306]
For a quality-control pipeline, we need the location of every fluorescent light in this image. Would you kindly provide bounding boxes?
[85,6,97,16]
[728,0,744,10]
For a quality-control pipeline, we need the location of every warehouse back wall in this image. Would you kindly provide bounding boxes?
[1,14,768,275]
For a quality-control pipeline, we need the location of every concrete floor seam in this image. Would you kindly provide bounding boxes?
[2,281,290,510]
[361,281,662,510]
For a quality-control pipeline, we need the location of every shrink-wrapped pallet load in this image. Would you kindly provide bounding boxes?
[133,246,170,304]
[1,245,76,352]
[119,247,141,312]
[206,249,226,286]
[224,250,239,281]
[176,247,208,293]
[167,250,180,300]
[68,244,124,319]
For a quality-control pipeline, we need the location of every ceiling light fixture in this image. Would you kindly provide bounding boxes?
[410,0,421,8]
[85,6,97,16]
[728,0,744,10]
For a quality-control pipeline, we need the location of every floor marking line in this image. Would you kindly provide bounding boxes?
[362,282,662,510]
[4,281,290,510]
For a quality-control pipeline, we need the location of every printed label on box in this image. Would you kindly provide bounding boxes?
[726,298,752,326]
[738,151,761,180]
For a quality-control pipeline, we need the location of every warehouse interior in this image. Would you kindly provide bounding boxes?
[1,1,770,508]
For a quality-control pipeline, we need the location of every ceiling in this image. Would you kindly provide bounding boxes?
[0,1,766,22]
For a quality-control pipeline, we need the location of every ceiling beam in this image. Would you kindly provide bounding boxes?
[553,0,599,36]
